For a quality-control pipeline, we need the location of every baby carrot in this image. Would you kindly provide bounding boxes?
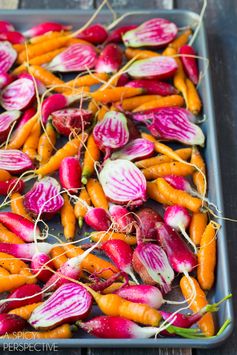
[180,276,215,336]
[50,246,68,270]
[10,192,32,221]
[135,148,192,169]
[13,43,25,53]
[81,134,100,184]
[38,122,57,165]
[9,302,43,320]
[189,212,208,245]
[156,178,202,212]
[0,169,12,182]
[186,78,202,115]
[169,28,192,50]
[0,223,24,244]
[0,266,10,276]
[3,324,74,339]
[66,72,109,88]
[91,87,143,104]
[0,274,35,293]
[133,94,184,112]
[102,282,128,294]
[97,105,109,121]
[115,95,162,111]
[7,114,38,150]
[0,252,33,277]
[147,180,170,205]
[125,48,159,60]
[61,193,76,241]
[86,178,108,210]
[30,31,70,44]
[36,135,87,176]
[197,221,219,290]
[142,162,194,180]
[191,146,206,196]
[23,120,41,160]
[90,231,137,245]
[74,187,91,227]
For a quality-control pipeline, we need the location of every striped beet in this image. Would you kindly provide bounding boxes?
[95,44,123,73]
[0,72,13,89]
[24,177,64,219]
[45,43,97,72]
[123,18,177,48]
[29,283,92,329]
[23,22,71,37]
[0,41,17,73]
[111,138,154,161]
[125,79,177,96]
[0,78,35,111]
[0,110,21,143]
[0,149,33,173]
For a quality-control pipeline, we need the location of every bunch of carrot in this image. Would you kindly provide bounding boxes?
[0,12,229,341]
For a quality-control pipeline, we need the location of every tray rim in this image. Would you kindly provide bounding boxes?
[0,7,234,348]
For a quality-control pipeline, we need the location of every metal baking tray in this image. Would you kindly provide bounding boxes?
[0,8,233,349]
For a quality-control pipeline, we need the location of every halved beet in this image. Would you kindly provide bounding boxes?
[111,138,154,161]
[51,108,92,136]
[0,78,35,111]
[127,56,178,80]
[0,110,21,143]
[0,41,17,73]
[95,44,123,74]
[0,21,15,33]
[75,23,108,44]
[0,149,33,173]
[0,31,25,44]
[0,72,13,89]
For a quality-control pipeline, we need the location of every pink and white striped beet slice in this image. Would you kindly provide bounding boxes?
[0,78,35,111]
[0,110,21,143]
[0,41,17,73]
[0,149,33,173]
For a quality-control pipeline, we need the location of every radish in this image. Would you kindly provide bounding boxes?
[164,205,197,253]
[0,21,15,33]
[101,239,138,283]
[0,314,27,335]
[0,71,13,89]
[115,285,163,309]
[123,18,177,48]
[41,93,80,125]
[0,178,24,196]
[75,23,108,44]
[164,175,191,192]
[127,56,178,80]
[111,138,154,161]
[125,79,177,96]
[45,43,97,72]
[18,72,46,95]
[0,110,21,143]
[95,44,123,74]
[29,283,92,330]
[132,243,174,293]
[0,212,40,242]
[93,111,129,159]
[0,149,34,173]
[109,204,135,234]
[0,41,17,73]
[0,284,42,313]
[23,22,71,37]
[31,253,54,282]
[135,207,163,242]
[0,242,53,260]
[0,78,35,111]
[59,157,81,193]
[132,107,205,146]
[179,45,199,85]
[24,177,64,219]
[51,107,92,136]
[84,207,111,231]
[156,222,197,274]
[15,107,37,132]
[99,159,147,206]
[116,73,130,86]
[106,25,137,44]
[0,31,25,44]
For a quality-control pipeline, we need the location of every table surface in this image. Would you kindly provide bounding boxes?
[0,0,236,354]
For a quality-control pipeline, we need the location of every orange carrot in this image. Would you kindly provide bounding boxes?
[0,252,34,278]
[180,276,215,336]
[86,178,108,210]
[142,162,194,180]
[197,221,218,290]
[36,134,87,176]
[38,122,57,165]
[91,87,143,104]
[61,193,76,241]
[0,169,12,182]
[191,146,206,196]
[3,324,73,339]
[10,192,33,221]
[135,148,192,169]
[169,28,192,50]
[23,120,41,160]
[30,31,70,44]
[81,134,100,184]
[0,266,10,276]
[102,282,128,294]
[13,43,25,53]
[189,212,208,245]
[90,231,137,245]
[50,246,68,270]
[7,114,38,150]
[115,95,162,111]
[125,48,159,60]
[9,302,43,320]
[66,72,109,88]
[0,223,24,244]
[64,244,118,280]
[156,178,202,212]
[186,78,202,115]
[0,274,35,293]
[147,180,171,205]
[74,187,91,227]
[133,94,184,112]
[97,105,109,121]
